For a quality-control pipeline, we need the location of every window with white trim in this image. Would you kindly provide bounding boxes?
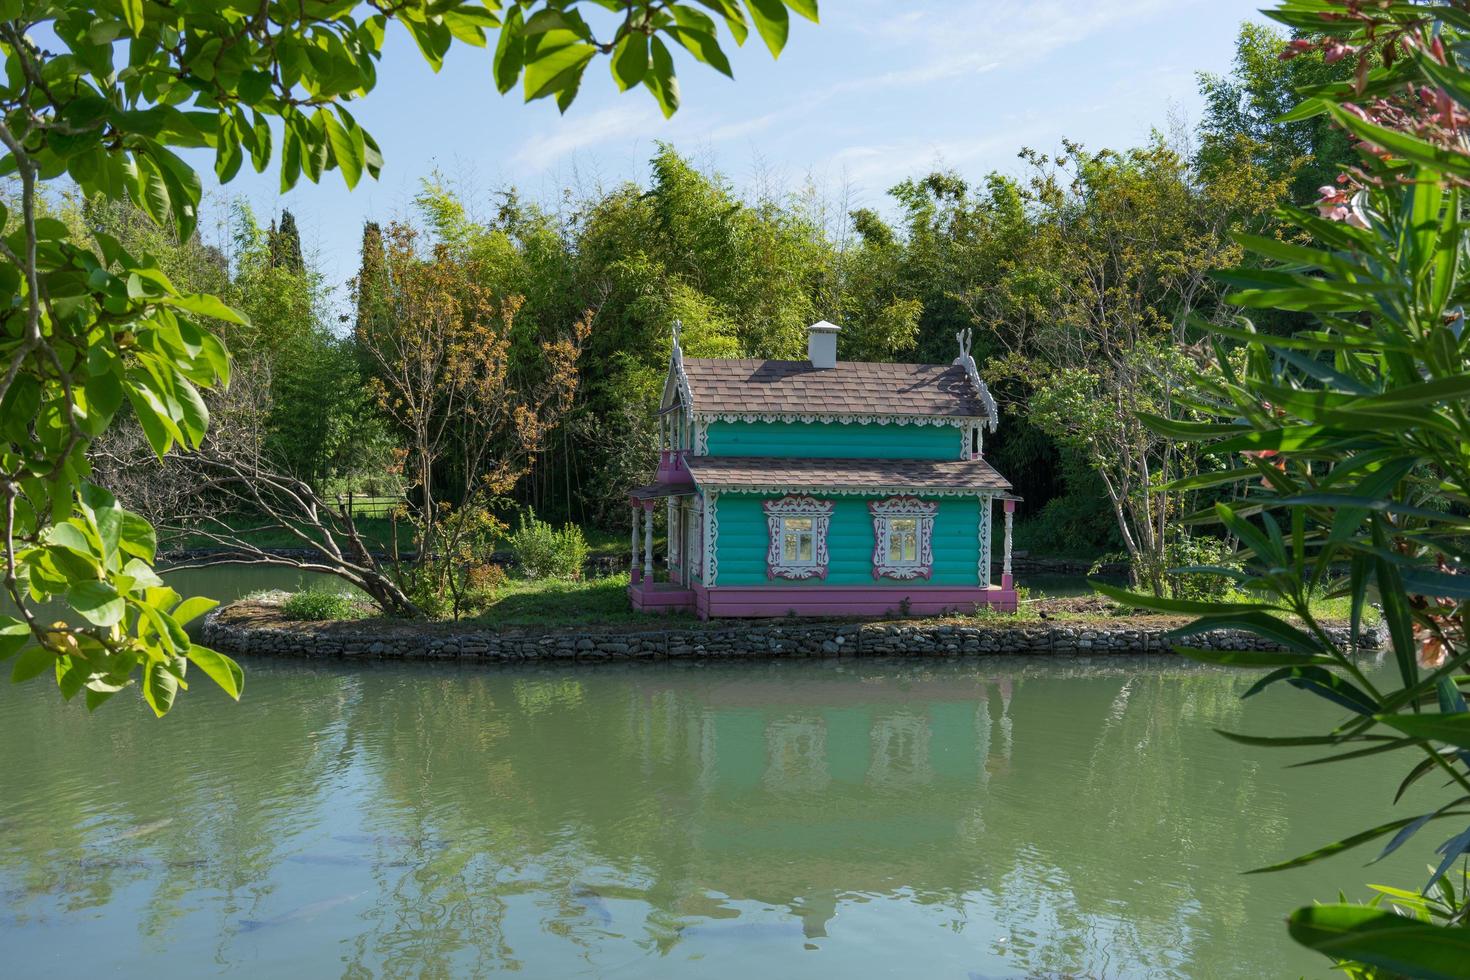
[886,517,920,565]
[763,496,833,580]
[780,517,817,566]
[870,497,938,580]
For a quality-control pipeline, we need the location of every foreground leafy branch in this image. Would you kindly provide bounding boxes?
[0,0,817,714]
[1103,1,1470,972]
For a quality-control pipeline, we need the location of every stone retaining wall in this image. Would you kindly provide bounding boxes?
[201,609,1381,662]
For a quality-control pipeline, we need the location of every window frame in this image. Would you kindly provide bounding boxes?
[763,495,833,580]
[870,496,938,580]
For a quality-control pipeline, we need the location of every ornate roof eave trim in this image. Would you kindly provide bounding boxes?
[953,328,999,432]
[690,482,1006,499]
[690,411,981,428]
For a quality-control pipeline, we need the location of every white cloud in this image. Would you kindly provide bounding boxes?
[830,0,1194,93]
[511,102,664,170]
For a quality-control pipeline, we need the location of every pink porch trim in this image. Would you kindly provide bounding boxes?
[628,580,696,614]
[656,449,694,486]
[688,581,1016,619]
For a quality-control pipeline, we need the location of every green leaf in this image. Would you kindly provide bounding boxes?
[121,0,143,37]
[523,30,596,103]
[610,31,648,92]
[1377,712,1470,750]
[1249,814,1469,873]
[121,557,164,591]
[0,617,29,662]
[142,659,178,717]
[745,0,790,57]
[785,0,819,22]
[1325,102,1470,181]
[1241,665,1378,715]
[1169,612,1324,655]
[1174,647,1336,668]
[1216,729,1396,748]
[1287,904,1470,980]
[493,5,525,94]
[160,293,248,325]
[666,27,733,78]
[186,644,243,700]
[118,511,156,563]
[68,581,125,627]
[170,596,218,629]
[214,112,243,184]
[1090,579,1270,615]
[643,36,681,117]
[10,645,53,683]
[1136,413,1249,440]
[323,109,363,190]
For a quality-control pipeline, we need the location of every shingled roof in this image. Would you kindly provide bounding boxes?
[680,358,989,419]
[686,456,1012,494]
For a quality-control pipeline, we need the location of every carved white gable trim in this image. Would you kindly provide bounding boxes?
[953,328,999,433]
[869,496,938,580]
[763,495,833,580]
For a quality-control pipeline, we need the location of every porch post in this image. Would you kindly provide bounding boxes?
[1002,499,1015,589]
[630,503,642,584]
[643,501,655,581]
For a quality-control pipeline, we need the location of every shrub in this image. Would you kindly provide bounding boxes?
[1161,535,1240,603]
[508,508,587,580]
[462,562,507,614]
[1099,535,1242,603]
[280,588,361,621]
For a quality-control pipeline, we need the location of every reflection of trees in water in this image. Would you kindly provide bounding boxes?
[1,659,1311,977]
[0,662,359,958]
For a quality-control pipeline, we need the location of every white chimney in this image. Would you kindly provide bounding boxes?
[806,320,840,369]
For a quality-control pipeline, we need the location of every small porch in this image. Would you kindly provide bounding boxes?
[626,479,698,615]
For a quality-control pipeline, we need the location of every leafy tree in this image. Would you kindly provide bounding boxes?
[1108,0,1470,971]
[0,0,820,714]
[1196,21,1357,205]
[353,219,589,614]
[978,138,1289,591]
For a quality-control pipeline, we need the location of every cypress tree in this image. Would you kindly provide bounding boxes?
[269,209,305,272]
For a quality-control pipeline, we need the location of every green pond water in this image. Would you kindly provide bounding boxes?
[0,566,1430,978]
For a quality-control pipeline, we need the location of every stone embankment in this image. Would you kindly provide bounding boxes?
[202,604,1381,662]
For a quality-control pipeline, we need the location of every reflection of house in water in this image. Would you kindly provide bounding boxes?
[692,674,1015,795]
[639,672,1018,938]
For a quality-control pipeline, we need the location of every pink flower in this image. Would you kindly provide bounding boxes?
[1415,625,1448,670]
[1323,41,1356,64]
[1280,38,1314,61]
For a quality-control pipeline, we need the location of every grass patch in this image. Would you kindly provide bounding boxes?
[465,572,695,628]
[280,588,366,622]
[1302,591,1382,626]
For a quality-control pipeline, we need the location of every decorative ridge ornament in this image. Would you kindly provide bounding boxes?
[953,328,999,432]
[668,319,694,414]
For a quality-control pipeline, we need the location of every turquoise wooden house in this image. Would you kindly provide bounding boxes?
[627,321,1019,619]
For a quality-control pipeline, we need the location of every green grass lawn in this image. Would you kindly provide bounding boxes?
[465,572,678,628]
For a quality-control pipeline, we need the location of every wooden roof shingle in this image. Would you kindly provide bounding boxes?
[686,456,1012,494]
[681,358,988,419]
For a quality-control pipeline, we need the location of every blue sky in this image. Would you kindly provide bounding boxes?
[195,0,1272,293]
